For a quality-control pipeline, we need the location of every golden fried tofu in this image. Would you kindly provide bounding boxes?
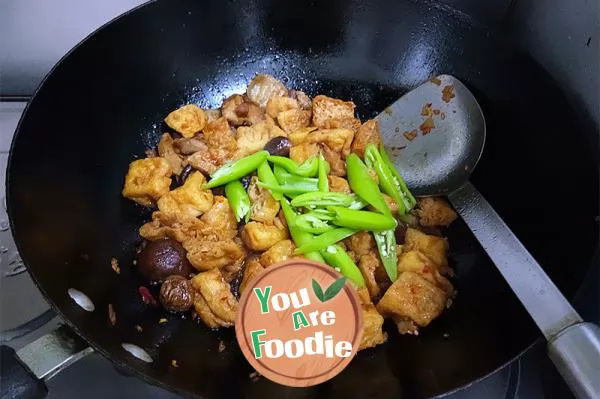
[404,228,449,268]
[157,133,184,175]
[328,176,351,194]
[351,119,381,158]
[277,109,312,133]
[236,118,286,157]
[321,145,346,177]
[241,221,288,251]
[240,258,265,295]
[289,142,320,165]
[345,231,376,258]
[358,254,382,301]
[290,128,354,156]
[287,127,318,145]
[191,269,238,328]
[312,95,360,131]
[266,96,299,118]
[383,194,399,215]
[377,271,447,328]
[202,117,238,162]
[415,197,458,227]
[139,211,208,242]
[221,94,265,127]
[248,176,280,224]
[259,240,295,267]
[205,108,222,123]
[397,250,454,295]
[357,289,387,350]
[157,172,213,218]
[164,104,207,138]
[246,74,288,107]
[183,238,245,271]
[122,157,172,206]
[291,90,312,110]
[199,196,238,240]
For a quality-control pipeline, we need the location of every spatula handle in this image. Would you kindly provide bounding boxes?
[448,181,600,398]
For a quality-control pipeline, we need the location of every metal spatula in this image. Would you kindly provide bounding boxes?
[375,74,600,399]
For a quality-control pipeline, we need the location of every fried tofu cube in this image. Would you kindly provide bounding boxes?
[236,119,286,157]
[240,259,265,295]
[139,211,207,242]
[345,232,376,257]
[397,250,454,295]
[248,176,280,224]
[122,157,172,206]
[321,145,346,177]
[241,221,288,251]
[357,289,387,350]
[310,129,355,156]
[266,96,299,118]
[351,119,381,158]
[157,172,213,218]
[157,133,184,175]
[183,238,245,271]
[165,104,207,138]
[246,74,288,107]
[289,143,320,165]
[358,253,382,300]
[415,197,458,227]
[328,176,351,194]
[404,228,449,268]
[312,95,360,130]
[277,109,312,133]
[203,117,238,158]
[259,240,295,267]
[199,196,238,240]
[191,269,238,327]
[377,271,447,328]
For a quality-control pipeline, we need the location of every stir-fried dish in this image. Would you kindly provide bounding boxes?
[122,74,458,349]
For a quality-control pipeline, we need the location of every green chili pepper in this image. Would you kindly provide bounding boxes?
[295,227,356,254]
[373,230,398,282]
[365,144,416,214]
[258,182,314,196]
[295,213,336,234]
[280,199,325,263]
[268,155,319,177]
[257,161,282,201]
[291,192,356,208]
[348,195,369,210]
[320,245,365,288]
[379,144,416,210]
[346,153,391,216]
[273,165,320,191]
[204,151,268,188]
[329,207,397,231]
[224,180,251,223]
[317,153,329,192]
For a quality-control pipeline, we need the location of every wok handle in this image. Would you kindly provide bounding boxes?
[0,325,93,399]
[448,181,600,399]
[548,323,600,399]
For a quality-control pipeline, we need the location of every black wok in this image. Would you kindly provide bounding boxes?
[5,0,599,397]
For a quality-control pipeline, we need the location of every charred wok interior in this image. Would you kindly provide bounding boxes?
[123,73,460,344]
[6,0,598,398]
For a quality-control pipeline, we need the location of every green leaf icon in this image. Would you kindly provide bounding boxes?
[312,279,325,302]
[323,277,347,302]
[312,277,347,303]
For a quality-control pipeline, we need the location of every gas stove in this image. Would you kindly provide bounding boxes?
[0,1,595,398]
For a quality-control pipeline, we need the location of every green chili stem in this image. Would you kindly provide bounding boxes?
[320,245,365,288]
[295,227,356,254]
[204,151,268,188]
[224,180,251,223]
[329,207,397,231]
